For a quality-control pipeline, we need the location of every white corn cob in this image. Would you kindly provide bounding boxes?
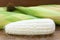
[5,19,55,35]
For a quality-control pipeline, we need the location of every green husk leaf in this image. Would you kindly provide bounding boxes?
[15,6,60,25]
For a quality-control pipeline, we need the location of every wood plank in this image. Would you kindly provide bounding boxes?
[0,0,60,6]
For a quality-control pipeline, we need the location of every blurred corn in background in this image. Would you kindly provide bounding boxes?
[0,0,60,29]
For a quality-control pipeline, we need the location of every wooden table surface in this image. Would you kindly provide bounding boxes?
[0,26,60,40]
[0,0,60,6]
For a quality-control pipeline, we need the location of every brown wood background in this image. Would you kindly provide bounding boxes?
[0,0,60,6]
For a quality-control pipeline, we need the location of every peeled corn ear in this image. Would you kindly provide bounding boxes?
[5,19,55,35]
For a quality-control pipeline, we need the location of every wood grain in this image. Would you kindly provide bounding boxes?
[0,26,59,40]
[0,0,60,6]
